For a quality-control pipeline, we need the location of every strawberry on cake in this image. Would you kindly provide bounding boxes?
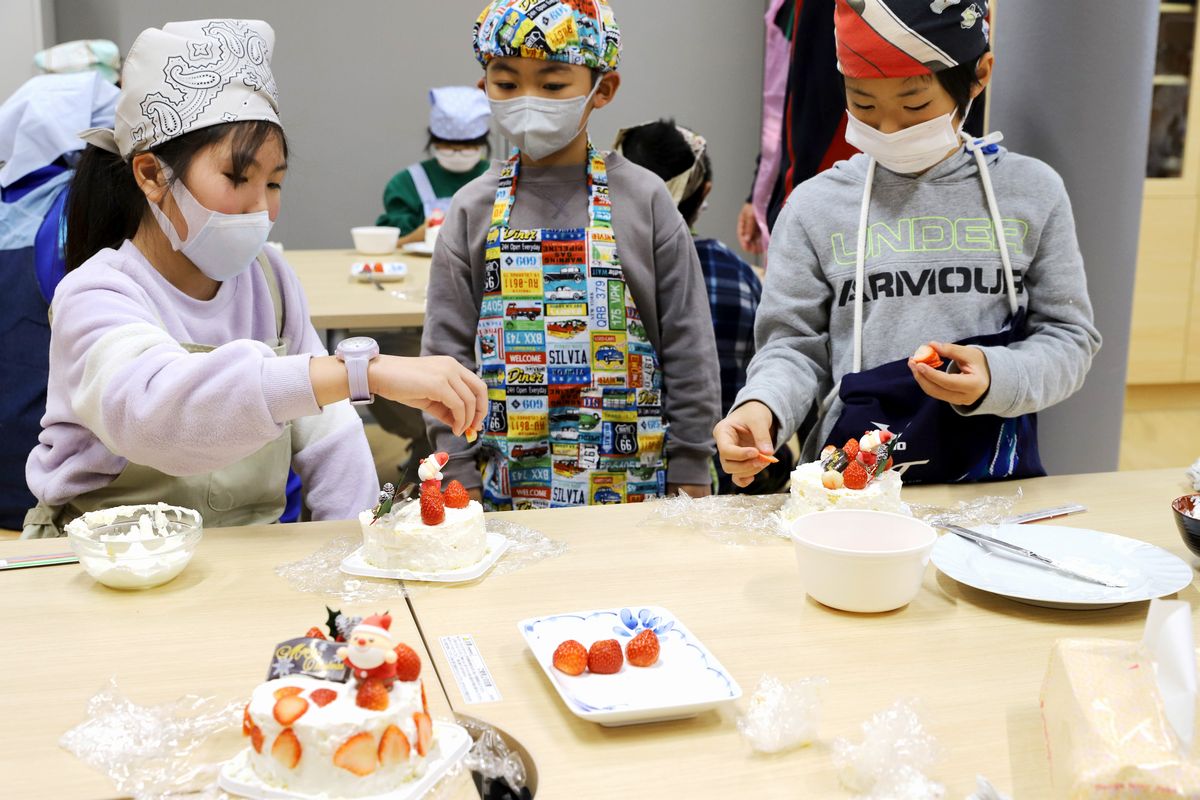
[781,429,907,521]
[358,452,487,572]
[235,614,434,798]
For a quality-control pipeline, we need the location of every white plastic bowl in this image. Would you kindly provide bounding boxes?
[65,504,202,590]
[351,226,400,254]
[789,509,936,613]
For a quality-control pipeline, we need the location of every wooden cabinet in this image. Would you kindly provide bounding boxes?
[1130,1,1200,383]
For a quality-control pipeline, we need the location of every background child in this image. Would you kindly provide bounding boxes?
[716,0,1100,488]
[376,86,492,245]
[421,0,720,510]
[24,19,485,537]
[615,119,792,494]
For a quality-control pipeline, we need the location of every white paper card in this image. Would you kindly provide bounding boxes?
[439,634,502,705]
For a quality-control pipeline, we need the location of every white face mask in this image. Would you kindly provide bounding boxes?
[844,101,971,174]
[148,165,274,282]
[434,146,485,173]
[488,78,602,161]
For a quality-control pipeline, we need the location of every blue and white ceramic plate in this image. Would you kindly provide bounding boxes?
[517,606,741,726]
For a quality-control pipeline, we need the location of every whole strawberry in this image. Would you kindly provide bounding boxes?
[843,438,860,460]
[587,639,624,674]
[552,640,588,676]
[843,461,870,491]
[393,643,421,682]
[443,480,470,510]
[420,480,445,525]
[625,629,660,667]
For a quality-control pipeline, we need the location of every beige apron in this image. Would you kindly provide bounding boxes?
[22,253,293,538]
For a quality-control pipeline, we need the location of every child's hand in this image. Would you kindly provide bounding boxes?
[908,343,991,407]
[669,483,712,499]
[714,401,778,489]
[370,355,487,436]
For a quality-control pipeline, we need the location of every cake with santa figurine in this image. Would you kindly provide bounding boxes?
[232,611,436,798]
[781,428,908,521]
[357,451,487,572]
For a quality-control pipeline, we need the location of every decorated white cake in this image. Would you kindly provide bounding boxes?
[358,452,487,572]
[782,429,908,521]
[236,613,434,798]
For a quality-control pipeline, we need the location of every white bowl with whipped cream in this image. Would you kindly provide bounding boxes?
[65,503,202,590]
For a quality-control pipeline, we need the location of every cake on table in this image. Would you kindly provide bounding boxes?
[357,452,487,572]
[781,429,908,521]
[235,612,434,798]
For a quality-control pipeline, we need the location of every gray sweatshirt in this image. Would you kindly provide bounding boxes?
[422,151,721,488]
[735,145,1101,459]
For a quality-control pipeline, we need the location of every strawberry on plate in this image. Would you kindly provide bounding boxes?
[625,629,660,667]
[587,639,623,674]
[552,640,588,676]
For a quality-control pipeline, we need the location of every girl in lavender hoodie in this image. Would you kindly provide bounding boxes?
[22,20,485,537]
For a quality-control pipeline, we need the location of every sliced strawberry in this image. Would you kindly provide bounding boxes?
[309,688,337,708]
[393,643,421,682]
[442,480,470,510]
[250,723,264,754]
[273,686,303,701]
[271,728,302,769]
[912,343,944,369]
[242,703,253,736]
[420,680,429,716]
[356,678,389,711]
[625,629,660,667]
[413,712,433,757]
[587,639,623,674]
[378,724,411,766]
[333,732,377,776]
[552,640,588,676]
[273,695,309,726]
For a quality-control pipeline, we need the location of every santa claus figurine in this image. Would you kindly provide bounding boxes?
[337,613,398,687]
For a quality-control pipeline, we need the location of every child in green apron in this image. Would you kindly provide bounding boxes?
[420,0,721,511]
[24,20,486,537]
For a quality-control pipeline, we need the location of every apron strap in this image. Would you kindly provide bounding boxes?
[964,133,1019,316]
[255,251,286,342]
[852,158,877,374]
[408,162,440,218]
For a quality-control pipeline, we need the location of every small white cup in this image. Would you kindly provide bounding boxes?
[351,226,400,255]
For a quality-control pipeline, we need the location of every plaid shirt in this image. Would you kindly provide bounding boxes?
[693,238,762,417]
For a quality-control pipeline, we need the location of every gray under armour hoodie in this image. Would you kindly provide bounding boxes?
[734,145,1102,459]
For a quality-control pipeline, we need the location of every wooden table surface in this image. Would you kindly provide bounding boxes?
[0,520,474,800]
[284,249,431,331]
[3,470,1197,798]
[405,469,1200,799]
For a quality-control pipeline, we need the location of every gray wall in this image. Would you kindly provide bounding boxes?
[989,1,1158,474]
[53,0,765,253]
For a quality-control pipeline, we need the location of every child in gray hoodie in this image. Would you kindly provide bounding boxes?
[717,0,1100,487]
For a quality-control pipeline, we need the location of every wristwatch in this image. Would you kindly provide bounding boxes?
[334,337,380,405]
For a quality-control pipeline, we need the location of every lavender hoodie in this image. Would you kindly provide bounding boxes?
[26,241,378,519]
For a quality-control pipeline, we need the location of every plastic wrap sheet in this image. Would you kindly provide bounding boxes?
[737,674,828,754]
[1188,457,1200,492]
[59,678,240,800]
[425,715,532,800]
[643,492,790,545]
[276,519,566,600]
[832,698,944,800]
[909,488,1022,530]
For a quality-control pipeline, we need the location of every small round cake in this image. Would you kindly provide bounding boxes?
[781,462,905,521]
[359,451,487,573]
[359,501,486,572]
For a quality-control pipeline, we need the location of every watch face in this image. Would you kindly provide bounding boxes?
[338,337,378,357]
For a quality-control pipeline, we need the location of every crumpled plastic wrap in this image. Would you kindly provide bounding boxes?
[424,716,532,800]
[275,519,566,600]
[1188,457,1200,491]
[59,679,241,800]
[965,775,1012,800]
[643,492,790,545]
[832,699,944,800]
[909,488,1022,530]
[737,674,828,753]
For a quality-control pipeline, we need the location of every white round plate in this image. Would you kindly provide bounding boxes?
[339,533,508,583]
[400,242,435,256]
[932,523,1193,609]
[218,721,471,800]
